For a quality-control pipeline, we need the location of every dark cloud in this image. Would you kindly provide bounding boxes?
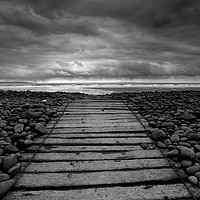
[0,0,200,82]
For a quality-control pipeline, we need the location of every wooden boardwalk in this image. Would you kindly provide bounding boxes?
[4,98,199,200]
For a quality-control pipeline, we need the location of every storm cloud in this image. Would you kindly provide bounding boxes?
[0,0,200,82]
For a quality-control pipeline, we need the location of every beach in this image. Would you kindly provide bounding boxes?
[1,89,200,198]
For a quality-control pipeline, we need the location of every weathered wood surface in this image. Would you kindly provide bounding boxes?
[6,184,193,200]
[20,150,163,161]
[5,98,198,200]
[26,145,144,152]
[32,137,152,145]
[15,169,186,189]
[22,158,170,172]
[40,133,148,138]
[46,126,145,133]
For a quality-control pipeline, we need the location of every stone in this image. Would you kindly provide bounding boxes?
[14,123,24,133]
[29,111,43,119]
[0,130,8,137]
[150,129,166,141]
[170,134,180,143]
[0,179,15,196]
[174,163,182,168]
[178,113,196,121]
[167,149,179,157]
[0,122,6,128]
[5,144,19,153]
[160,122,175,128]
[195,171,200,181]
[29,122,36,128]
[0,173,10,182]
[0,148,4,156]
[181,160,193,167]
[11,133,21,142]
[194,144,200,152]
[186,166,199,175]
[196,152,200,160]
[35,123,46,134]
[157,141,167,148]
[188,176,198,185]
[148,121,157,128]
[24,139,33,146]
[178,142,191,148]
[187,133,200,141]
[3,154,18,171]
[8,163,21,176]
[163,139,172,146]
[46,110,57,117]
[178,146,195,160]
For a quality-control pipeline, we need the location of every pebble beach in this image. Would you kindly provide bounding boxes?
[1,89,200,197]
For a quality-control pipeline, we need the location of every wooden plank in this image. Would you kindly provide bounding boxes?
[54,114,135,120]
[47,122,142,128]
[5,184,193,200]
[14,169,186,188]
[20,150,162,161]
[41,133,148,138]
[23,158,170,173]
[48,127,145,133]
[33,137,151,145]
[65,107,128,110]
[63,110,132,114]
[26,145,143,152]
[48,118,138,125]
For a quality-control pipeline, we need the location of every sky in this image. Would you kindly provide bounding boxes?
[0,0,200,83]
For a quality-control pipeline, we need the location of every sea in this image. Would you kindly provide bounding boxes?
[0,82,200,95]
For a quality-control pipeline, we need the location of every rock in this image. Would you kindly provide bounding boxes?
[188,176,198,185]
[174,130,184,136]
[187,133,200,141]
[178,113,196,121]
[29,122,36,128]
[0,173,10,182]
[186,166,199,175]
[35,123,46,135]
[157,141,167,148]
[174,163,182,168]
[194,144,200,152]
[196,152,200,160]
[178,146,195,160]
[46,110,57,117]
[167,149,179,157]
[24,139,33,146]
[163,139,172,146]
[0,130,8,137]
[3,154,18,171]
[160,122,175,128]
[14,123,24,133]
[0,148,4,156]
[170,134,180,143]
[181,160,193,167]
[4,137,12,144]
[195,171,200,181]
[148,121,157,128]
[29,111,43,119]
[0,179,15,196]
[5,144,19,153]
[180,137,187,142]
[0,122,6,128]
[8,163,21,176]
[178,142,191,148]
[150,129,166,141]
[11,133,21,142]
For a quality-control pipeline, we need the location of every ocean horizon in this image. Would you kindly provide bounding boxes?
[1,82,200,95]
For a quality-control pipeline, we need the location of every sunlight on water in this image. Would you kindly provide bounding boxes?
[1,83,200,95]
